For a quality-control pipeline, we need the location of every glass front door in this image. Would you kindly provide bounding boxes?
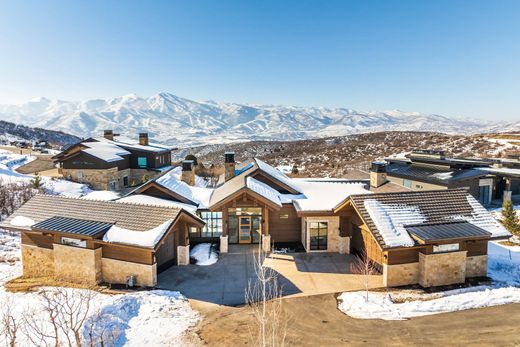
[309,222,328,250]
[239,216,252,244]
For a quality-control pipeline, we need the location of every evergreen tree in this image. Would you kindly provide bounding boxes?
[30,172,43,190]
[500,199,520,236]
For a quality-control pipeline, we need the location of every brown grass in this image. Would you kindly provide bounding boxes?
[4,275,126,295]
[498,240,520,247]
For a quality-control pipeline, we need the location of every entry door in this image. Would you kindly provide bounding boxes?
[309,222,328,250]
[239,216,252,244]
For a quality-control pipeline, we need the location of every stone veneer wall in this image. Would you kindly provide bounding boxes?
[303,216,340,252]
[466,255,488,278]
[53,244,102,284]
[177,245,190,265]
[419,251,467,287]
[383,262,419,287]
[21,244,55,277]
[61,168,161,191]
[102,258,157,287]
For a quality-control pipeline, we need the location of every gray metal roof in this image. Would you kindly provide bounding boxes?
[32,216,113,237]
[406,222,491,242]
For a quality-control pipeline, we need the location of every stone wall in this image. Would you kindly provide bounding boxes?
[60,167,160,191]
[102,258,157,287]
[21,245,55,277]
[419,251,467,287]
[177,245,190,265]
[303,216,340,252]
[466,255,488,278]
[383,262,419,287]
[53,244,102,284]
[338,236,350,254]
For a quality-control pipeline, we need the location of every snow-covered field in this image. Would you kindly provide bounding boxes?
[338,241,520,320]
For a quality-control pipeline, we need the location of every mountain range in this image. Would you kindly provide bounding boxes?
[0,93,517,146]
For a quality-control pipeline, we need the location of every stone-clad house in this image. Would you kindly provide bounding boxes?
[53,130,172,191]
[1,153,510,288]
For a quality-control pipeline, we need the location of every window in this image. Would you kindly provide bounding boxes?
[198,211,223,238]
[403,179,412,188]
[309,221,328,251]
[479,185,491,205]
[61,237,86,248]
[279,214,289,219]
[137,156,147,168]
[77,170,84,182]
[109,181,117,191]
[123,176,129,187]
[433,243,459,253]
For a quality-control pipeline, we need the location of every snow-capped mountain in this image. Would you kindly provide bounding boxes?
[0,93,514,146]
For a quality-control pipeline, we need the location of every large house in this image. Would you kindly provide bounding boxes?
[53,130,172,191]
[382,149,520,205]
[1,153,510,288]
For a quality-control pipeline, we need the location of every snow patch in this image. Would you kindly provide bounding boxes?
[190,243,218,266]
[9,215,35,227]
[103,220,174,248]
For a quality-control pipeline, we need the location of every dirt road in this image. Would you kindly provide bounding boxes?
[194,293,520,346]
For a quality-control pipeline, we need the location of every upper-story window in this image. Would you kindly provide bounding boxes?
[137,157,147,168]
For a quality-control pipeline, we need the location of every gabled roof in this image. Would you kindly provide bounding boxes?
[340,189,510,249]
[385,162,488,185]
[0,194,203,236]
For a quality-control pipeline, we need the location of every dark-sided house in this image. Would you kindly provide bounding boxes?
[0,195,204,287]
[383,149,520,205]
[334,189,510,287]
[53,130,172,191]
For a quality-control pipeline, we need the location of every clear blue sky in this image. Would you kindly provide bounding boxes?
[0,0,519,121]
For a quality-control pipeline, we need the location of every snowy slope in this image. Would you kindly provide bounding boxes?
[0,93,510,146]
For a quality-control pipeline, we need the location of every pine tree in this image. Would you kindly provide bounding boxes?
[500,199,520,236]
[30,173,43,190]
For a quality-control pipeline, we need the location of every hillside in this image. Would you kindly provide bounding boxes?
[174,131,519,177]
[0,120,80,148]
[1,93,516,146]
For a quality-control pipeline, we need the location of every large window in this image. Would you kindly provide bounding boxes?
[137,156,147,168]
[309,221,328,250]
[195,211,223,238]
[403,179,412,189]
[433,243,459,253]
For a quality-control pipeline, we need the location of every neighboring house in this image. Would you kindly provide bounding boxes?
[53,130,172,191]
[0,195,204,287]
[383,149,520,205]
[334,189,511,287]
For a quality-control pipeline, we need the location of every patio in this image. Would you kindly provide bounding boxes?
[157,245,382,306]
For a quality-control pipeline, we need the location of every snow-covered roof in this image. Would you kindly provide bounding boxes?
[478,167,520,178]
[246,177,282,207]
[363,200,422,247]
[117,194,198,213]
[254,158,302,193]
[103,219,174,248]
[155,167,213,208]
[292,179,369,212]
[104,136,172,153]
[82,141,130,162]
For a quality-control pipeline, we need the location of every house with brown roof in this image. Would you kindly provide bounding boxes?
[334,189,511,287]
[0,195,203,287]
[53,130,173,191]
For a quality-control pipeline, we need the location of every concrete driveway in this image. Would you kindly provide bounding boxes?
[157,245,382,306]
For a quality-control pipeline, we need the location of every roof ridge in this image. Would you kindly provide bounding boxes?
[35,193,183,211]
[350,187,469,199]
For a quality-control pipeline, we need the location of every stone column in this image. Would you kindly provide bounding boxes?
[220,235,228,253]
[338,236,350,254]
[262,234,271,253]
[504,190,512,203]
[177,245,190,265]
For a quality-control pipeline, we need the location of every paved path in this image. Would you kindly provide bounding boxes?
[158,245,382,306]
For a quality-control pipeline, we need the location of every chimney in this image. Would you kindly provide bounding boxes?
[370,162,387,188]
[224,152,236,181]
[104,130,114,141]
[139,132,149,146]
[181,160,195,186]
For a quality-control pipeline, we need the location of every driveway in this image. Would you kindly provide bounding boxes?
[157,245,382,306]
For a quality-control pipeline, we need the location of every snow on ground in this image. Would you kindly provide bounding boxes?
[338,241,520,320]
[190,243,218,266]
[0,228,200,346]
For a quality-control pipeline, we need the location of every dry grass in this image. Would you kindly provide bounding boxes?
[498,240,520,247]
[4,276,126,295]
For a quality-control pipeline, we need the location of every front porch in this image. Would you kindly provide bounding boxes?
[157,244,382,306]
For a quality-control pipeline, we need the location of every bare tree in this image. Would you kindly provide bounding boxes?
[84,309,120,347]
[245,242,287,347]
[350,250,378,302]
[0,298,20,347]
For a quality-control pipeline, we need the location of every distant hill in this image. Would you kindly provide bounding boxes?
[0,120,80,148]
[0,93,516,146]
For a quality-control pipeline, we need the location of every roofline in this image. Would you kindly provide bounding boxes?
[208,186,282,211]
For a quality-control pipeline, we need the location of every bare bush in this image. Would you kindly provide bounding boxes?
[350,251,379,302]
[0,298,20,347]
[0,178,35,219]
[246,243,287,347]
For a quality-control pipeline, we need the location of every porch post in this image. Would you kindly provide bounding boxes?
[262,207,271,252]
[220,208,228,253]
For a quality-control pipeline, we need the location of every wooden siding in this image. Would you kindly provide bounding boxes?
[101,243,154,265]
[155,231,176,271]
[385,248,420,265]
[462,240,488,256]
[61,151,129,170]
[269,205,301,242]
[21,232,54,249]
[351,223,384,265]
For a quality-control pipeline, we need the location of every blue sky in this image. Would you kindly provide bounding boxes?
[0,0,519,121]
